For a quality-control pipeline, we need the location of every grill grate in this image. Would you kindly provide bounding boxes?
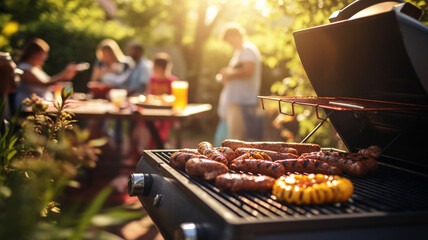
[154,151,428,220]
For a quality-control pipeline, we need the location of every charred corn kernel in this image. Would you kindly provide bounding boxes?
[273,174,354,205]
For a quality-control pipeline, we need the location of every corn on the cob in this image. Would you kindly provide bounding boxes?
[272,174,353,205]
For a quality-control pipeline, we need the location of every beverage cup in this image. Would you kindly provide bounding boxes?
[109,89,128,110]
[171,81,188,112]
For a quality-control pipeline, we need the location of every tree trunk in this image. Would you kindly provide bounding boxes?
[184,1,229,103]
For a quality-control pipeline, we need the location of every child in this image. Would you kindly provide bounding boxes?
[148,52,178,95]
[147,52,178,148]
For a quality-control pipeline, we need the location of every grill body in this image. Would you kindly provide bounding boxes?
[135,150,428,240]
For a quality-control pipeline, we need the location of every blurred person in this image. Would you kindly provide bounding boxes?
[148,52,178,95]
[89,39,135,155]
[125,42,154,158]
[0,52,21,120]
[90,38,135,88]
[147,52,178,148]
[215,23,263,143]
[14,38,78,108]
[126,42,152,94]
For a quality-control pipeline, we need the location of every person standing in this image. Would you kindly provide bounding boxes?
[216,23,263,142]
[126,42,152,94]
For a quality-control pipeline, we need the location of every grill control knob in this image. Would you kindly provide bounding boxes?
[128,173,152,196]
[175,223,198,240]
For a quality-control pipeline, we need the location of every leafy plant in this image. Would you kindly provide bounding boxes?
[0,87,109,239]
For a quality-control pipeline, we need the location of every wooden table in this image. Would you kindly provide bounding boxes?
[29,99,212,149]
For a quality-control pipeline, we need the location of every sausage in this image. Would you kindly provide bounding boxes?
[232,152,272,164]
[215,147,236,165]
[185,157,229,181]
[323,151,378,177]
[275,159,342,175]
[358,145,382,159]
[230,159,285,178]
[215,173,275,192]
[299,151,378,177]
[198,142,229,166]
[221,139,320,155]
[235,147,298,161]
[169,151,204,170]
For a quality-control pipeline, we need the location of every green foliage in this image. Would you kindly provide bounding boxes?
[0,90,108,239]
[69,186,113,240]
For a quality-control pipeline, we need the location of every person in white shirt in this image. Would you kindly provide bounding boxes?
[15,38,78,108]
[215,23,263,143]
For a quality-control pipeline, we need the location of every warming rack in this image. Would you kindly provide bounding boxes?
[258,96,428,147]
[259,96,428,117]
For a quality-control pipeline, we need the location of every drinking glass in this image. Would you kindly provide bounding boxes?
[171,81,188,111]
[109,89,128,111]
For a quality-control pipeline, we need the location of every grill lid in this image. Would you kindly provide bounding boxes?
[292,3,428,170]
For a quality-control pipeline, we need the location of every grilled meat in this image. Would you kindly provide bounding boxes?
[170,151,205,170]
[235,147,298,161]
[222,139,320,155]
[185,157,228,181]
[215,173,275,192]
[275,158,342,175]
[230,159,285,178]
[198,141,229,166]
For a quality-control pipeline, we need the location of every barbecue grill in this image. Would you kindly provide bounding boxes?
[129,1,428,239]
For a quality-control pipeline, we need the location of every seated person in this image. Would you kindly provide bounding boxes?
[90,39,135,89]
[126,42,152,94]
[15,38,78,108]
[148,52,178,95]
[147,52,178,148]
[89,39,135,155]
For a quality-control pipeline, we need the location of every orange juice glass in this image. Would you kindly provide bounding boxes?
[171,81,188,111]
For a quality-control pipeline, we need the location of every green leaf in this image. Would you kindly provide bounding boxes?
[69,186,113,240]
[7,149,17,161]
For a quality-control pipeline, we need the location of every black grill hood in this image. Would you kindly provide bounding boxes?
[293,9,428,172]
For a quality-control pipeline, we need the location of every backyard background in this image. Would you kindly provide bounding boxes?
[1,0,428,239]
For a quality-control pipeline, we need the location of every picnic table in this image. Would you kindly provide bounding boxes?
[26,98,212,149]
